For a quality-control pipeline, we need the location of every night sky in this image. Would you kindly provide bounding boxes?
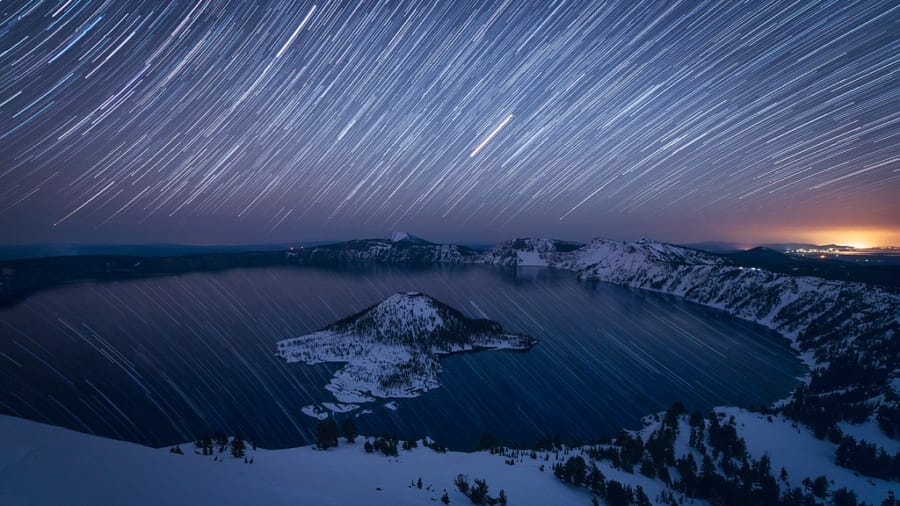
[1,1,897,247]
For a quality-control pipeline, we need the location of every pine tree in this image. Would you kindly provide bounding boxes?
[832,487,858,506]
[231,435,245,458]
[454,474,469,495]
[316,419,339,450]
[812,475,828,498]
[635,485,651,506]
[469,478,488,504]
[342,418,357,443]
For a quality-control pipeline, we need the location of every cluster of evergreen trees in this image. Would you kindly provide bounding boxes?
[379,358,427,390]
[781,370,900,482]
[364,435,399,456]
[835,435,900,481]
[191,432,255,458]
[778,298,900,481]
[454,474,507,505]
[552,455,651,506]
[782,363,884,438]
[767,304,900,485]
[313,416,451,462]
[315,418,359,449]
[316,420,339,450]
[878,404,900,439]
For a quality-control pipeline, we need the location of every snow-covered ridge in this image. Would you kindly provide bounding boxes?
[479,238,586,267]
[276,292,535,408]
[535,238,896,363]
[482,237,895,353]
[286,237,476,264]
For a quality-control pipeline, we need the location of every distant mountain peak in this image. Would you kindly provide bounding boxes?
[391,231,410,242]
[389,231,431,244]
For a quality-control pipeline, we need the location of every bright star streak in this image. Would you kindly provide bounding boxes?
[470,114,513,158]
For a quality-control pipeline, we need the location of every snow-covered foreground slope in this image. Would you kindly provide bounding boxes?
[718,407,898,505]
[0,414,586,506]
[276,292,535,407]
[558,406,900,505]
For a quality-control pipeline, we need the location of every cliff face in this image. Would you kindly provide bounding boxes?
[286,238,481,264]
[483,237,900,430]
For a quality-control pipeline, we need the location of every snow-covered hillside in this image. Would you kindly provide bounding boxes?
[0,414,587,506]
[554,405,898,505]
[5,405,895,506]
[719,407,897,505]
[559,239,894,348]
[276,292,535,408]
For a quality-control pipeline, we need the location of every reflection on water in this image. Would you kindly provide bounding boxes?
[0,264,803,449]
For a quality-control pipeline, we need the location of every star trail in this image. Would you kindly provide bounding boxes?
[0,0,897,245]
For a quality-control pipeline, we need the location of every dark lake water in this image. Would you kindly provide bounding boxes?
[0,264,804,450]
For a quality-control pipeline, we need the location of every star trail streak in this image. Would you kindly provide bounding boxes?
[0,1,897,244]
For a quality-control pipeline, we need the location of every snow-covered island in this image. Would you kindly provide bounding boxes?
[276,292,535,407]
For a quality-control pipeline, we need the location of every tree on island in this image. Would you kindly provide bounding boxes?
[316,419,339,450]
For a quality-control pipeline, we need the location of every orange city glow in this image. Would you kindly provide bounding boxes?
[787,227,900,248]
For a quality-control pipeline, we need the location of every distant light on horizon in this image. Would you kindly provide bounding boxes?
[769,226,900,249]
